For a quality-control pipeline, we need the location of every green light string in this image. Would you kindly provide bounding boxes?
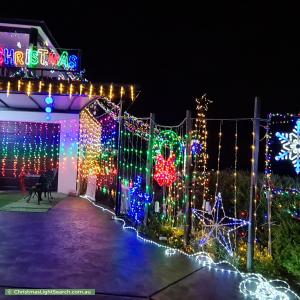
[134,134,138,179]
[130,132,134,181]
[125,130,130,180]
[139,133,142,175]
[120,129,125,184]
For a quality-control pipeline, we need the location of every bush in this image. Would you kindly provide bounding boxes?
[272,211,300,280]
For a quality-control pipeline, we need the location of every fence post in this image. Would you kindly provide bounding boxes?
[184,110,193,245]
[247,97,261,271]
[144,113,155,225]
[115,99,124,216]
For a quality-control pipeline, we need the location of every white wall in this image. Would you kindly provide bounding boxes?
[0,109,79,195]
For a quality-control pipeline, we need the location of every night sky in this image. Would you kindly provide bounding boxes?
[2,3,300,123]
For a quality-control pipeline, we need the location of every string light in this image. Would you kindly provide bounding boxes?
[128,175,152,224]
[26,81,31,96]
[48,83,52,97]
[0,79,135,99]
[154,153,177,186]
[89,84,93,99]
[120,86,124,99]
[0,121,60,177]
[17,80,21,92]
[130,85,134,101]
[59,82,63,94]
[38,80,43,93]
[78,109,101,181]
[215,121,223,196]
[192,95,212,209]
[234,121,238,248]
[69,83,73,99]
[109,84,113,100]
[6,81,10,97]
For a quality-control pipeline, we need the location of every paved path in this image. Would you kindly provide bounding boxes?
[0,197,245,299]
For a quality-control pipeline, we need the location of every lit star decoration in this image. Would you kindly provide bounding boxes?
[193,192,249,256]
[275,119,300,174]
[128,175,152,224]
[153,153,177,186]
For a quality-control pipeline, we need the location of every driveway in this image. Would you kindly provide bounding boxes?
[0,197,257,299]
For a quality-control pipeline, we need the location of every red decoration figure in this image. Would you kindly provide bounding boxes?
[154,154,177,186]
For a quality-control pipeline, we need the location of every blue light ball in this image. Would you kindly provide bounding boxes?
[45,96,54,105]
[45,107,52,113]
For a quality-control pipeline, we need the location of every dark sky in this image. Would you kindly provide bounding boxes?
[2,3,300,124]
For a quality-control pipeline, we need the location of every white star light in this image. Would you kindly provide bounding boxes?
[275,119,300,174]
[193,192,249,256]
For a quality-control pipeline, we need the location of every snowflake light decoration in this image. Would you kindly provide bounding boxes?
[275,119,300,174]
[193,192,249,256]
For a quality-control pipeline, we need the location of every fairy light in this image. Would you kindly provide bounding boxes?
[69,83,73,99]
[192,95,212,209]
[0,80,136,99]
[38,80,43,93]
[78,109,101,182]
[250,131,258,241]
[109,84,113,100]
[130,85,134,101]
[120,86,124,99]
[48,83,52,97]
[27,81,31,96]
[234,121,238,248]
[6,81,10,97]
[69,83,74,99]
[89,84,93,99]
[154,153,177,186]
[0,121,60,177]
[128,175,152,224]
[59,83,63,94]
[215,121,223,196]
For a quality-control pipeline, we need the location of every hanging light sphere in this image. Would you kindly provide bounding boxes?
[44,96,54,105]
[45,106,52,113]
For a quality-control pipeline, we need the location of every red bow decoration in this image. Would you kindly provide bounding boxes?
[154,154,177,186]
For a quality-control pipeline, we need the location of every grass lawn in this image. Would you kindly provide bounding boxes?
[0,192,23,208]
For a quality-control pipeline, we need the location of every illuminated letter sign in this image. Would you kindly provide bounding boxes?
[4,48,15,65]
[0,47,3,66]
[0,47,79,71]
[14,51,25,66]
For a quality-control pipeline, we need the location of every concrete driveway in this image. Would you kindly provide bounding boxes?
[0,197,255,299]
